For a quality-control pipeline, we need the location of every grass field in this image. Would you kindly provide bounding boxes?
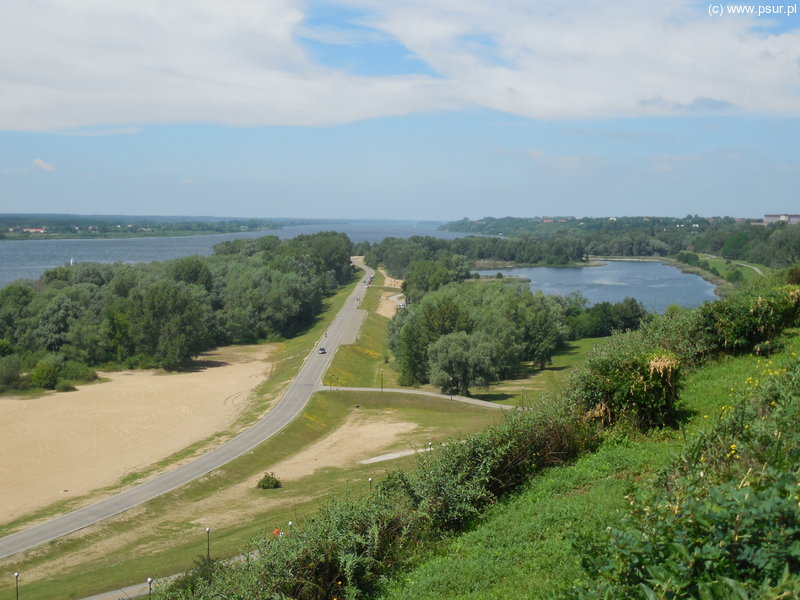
[376,331,800,600]
[470,338,602,406]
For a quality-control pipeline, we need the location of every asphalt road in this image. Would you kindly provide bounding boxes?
[0,260,374,560]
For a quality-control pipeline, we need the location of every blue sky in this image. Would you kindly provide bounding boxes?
[0,1,798,220]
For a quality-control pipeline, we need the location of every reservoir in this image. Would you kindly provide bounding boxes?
[478,261,717,313]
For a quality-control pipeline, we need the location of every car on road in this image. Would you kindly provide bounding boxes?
[318,347,326,354]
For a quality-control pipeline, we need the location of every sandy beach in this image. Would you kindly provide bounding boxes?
[0,344,273,525]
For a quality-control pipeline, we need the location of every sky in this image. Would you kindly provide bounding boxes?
[0,0,798,221]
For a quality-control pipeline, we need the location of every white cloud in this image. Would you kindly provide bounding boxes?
[529,148,603,175]
[180,178,195,185]
[0,0,797,131]
[649,154,697,173]
[32,158,55,171]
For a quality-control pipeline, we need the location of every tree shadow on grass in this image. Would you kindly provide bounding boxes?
[470,392,516,403]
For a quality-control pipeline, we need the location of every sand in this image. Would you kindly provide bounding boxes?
[0,344,274,525]
[379,268,403,289]
[10,411,425,582]
[376,268,403,319]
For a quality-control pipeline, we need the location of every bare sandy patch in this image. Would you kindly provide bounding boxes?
[179,412,421,529]
[0,344,274,525]
[270,412,417,481]
[376,290,403,319]
[379,267,403,289]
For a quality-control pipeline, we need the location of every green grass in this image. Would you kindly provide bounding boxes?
[697,253,768,285]
[471,338,602,405]
[0,390,500,600]
[376,335,799,600]
[380,440,675,600]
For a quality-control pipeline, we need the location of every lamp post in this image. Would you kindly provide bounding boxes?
[522,386,525,403]
[380,369,384,392]
[288,521,293,537]
[147,577,153,599]
[14,572,19,600]
[368,477,373,492]
[206,527,211,560]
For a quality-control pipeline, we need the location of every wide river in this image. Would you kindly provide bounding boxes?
[0,220,460,287]
[480,261,717,313]
[0,219,716,311]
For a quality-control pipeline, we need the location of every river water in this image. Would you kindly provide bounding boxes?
[0,220,461,287]
[479,261,718,313]
[0,221,717,311]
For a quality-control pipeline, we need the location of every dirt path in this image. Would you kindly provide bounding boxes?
[0,345,273,525]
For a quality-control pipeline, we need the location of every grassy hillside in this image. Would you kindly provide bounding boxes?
[378,332,800,599]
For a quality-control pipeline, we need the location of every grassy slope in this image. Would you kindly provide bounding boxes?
[377,337,798,599]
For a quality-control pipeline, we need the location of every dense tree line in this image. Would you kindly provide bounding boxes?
[358,234,587,281]
[0,213,296,238]
[442,216,800,268]
[0,232,353,392]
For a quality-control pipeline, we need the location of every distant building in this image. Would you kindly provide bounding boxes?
[23,227,47,233]
[764,214,800,225]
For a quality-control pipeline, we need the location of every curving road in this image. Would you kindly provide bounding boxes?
[0,261,374,560]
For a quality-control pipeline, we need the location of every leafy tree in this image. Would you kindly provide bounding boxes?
[428,331,503,395]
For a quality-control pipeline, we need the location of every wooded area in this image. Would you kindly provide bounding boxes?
[0,232,353,392]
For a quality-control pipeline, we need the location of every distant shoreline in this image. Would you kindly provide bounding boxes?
[0,227,282,242]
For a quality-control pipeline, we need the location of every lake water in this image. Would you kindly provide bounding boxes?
[0,220,463,287]
[478,261,718,313]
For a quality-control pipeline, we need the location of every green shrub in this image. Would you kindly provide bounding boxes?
[694,286,800,355]
[0,354,21,391]
[257,472,281,489]
[55,380,76,392]
[566,351,800,598]
[29,353,65,389]
[60,360,97,382]
[567,332,681,429]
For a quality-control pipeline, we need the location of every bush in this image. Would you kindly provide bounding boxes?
[257,472,281,489]
[567,331,681,429]
[566,351,800,598]
[0,354,21,391]
[60,360,97,382]
[29,353,65,389]
[693,286,800,355]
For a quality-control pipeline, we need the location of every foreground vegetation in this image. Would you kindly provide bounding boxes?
[149,268,800,598]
